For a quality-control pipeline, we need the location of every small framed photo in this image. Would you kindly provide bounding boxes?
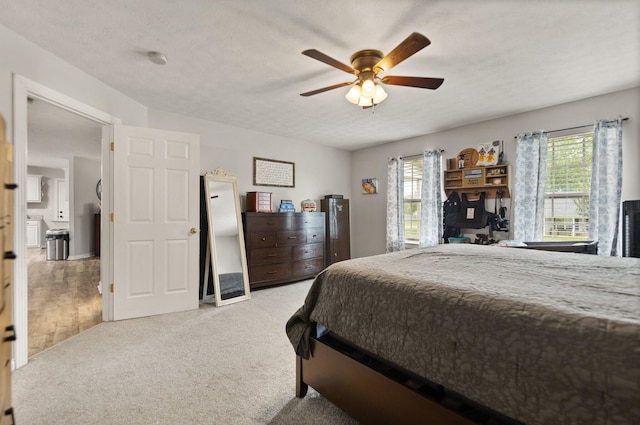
[362,178,378,194]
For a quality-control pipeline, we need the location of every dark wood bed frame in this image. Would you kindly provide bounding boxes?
[296,334,523,425]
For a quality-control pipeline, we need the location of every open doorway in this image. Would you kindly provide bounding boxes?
[26,99,103,357]
[13,75,121,369]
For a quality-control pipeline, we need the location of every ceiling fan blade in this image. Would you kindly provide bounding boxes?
[374,32,431,73]
[300,81,353,97]
[302,49,356,74]
[380,76,444,90]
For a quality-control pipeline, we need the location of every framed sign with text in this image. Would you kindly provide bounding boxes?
[253,157,295,188]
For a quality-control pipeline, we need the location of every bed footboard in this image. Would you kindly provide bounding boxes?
[296,336,510,425]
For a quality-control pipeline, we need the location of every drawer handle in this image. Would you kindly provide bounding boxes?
[311,234,317,238]
[304,250,310,253]
[267,271,277,275]
[288,236,297,239]
[261,237,267,241]
[266,222,276,225]
[267,254,277,257]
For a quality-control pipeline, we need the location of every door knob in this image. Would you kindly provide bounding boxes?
[190,228,198,234]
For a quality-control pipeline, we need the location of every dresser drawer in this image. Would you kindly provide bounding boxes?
[297,214,324,228]
[292,258,325,276]
[248,215,288,231]
[293,243,324,261]
[249,246,292,265]
[277,230,307,246]
[250,262,292,282]
[250,231,276,248]
[306,227,324,244]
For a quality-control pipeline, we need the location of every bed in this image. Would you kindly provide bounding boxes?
[286,244,640,425]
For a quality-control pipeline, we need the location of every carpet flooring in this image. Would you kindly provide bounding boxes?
[12,279,358,425]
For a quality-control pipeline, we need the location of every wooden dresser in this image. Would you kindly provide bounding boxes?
[243,212,325,288]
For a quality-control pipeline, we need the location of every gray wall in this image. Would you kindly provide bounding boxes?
[0,24,148,141]
[148,109,352,212]
[350,87,640,258]
[70,156,101,259]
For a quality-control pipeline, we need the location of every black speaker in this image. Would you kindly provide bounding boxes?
[622,200,640,258]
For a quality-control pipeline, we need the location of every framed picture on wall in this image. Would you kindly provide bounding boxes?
[253,157,295,188]
[362,178,378,194]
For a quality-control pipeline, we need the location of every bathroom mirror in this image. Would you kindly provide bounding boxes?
[203,168,251,306]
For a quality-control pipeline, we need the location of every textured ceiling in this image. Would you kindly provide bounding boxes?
[2,0,639,152]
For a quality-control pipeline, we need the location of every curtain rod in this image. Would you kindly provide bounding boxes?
[514,117,629,139]
[400,149,445,160]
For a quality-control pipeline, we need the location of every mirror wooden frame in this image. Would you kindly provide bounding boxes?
[203,168,251,306]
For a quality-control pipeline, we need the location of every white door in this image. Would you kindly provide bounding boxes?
[112,124,200,320]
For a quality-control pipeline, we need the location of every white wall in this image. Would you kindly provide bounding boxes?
[69,157,101,258]
[351,87,640,258]
[0,24,148,142]
[148,108,353,212]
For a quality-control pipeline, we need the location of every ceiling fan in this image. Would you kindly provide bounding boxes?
[300,32,444,108]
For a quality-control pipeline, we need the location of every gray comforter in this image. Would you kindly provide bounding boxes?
[286,244,640,425]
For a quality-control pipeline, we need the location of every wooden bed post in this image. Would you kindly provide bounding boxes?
[295,356,308,398]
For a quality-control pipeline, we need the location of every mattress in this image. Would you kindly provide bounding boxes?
[286,244,640,425]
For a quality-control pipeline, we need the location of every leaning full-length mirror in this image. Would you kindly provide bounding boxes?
[204,169,251,306]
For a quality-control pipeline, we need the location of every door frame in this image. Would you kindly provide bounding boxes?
[12,75,121,368]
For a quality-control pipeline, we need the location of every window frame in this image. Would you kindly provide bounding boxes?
[403,155,423,244]
[543,131,593,241]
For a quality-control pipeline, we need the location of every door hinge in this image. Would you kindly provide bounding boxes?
[110,141,114,151]
[110,283,114,293]
[110,213,114,222]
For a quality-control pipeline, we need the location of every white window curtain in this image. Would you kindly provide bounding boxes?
[386,156,404,252]
[419,150,443,247]
[513,131,549,241]
[589,117,623,256]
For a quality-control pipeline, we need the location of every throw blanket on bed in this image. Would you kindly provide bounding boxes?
[286,244,640,425]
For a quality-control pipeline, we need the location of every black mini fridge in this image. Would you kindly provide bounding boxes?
[321,196,351,266]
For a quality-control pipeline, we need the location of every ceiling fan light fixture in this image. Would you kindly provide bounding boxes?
[345,84,362,104]
[372,84,388,104]
[361,79,376,98]
[301,32,443,109]
[358,97,373,107]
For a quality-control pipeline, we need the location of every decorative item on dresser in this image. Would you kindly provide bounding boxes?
[242,212,325,289]
[320,196,351,266]
[246,191,272,213]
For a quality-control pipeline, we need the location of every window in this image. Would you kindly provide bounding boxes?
[544,132,593,241]
[403,156,423,242]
